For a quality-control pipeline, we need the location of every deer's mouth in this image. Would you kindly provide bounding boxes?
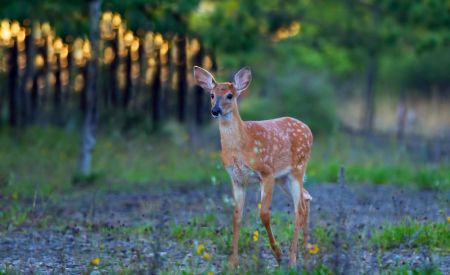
[212,111,232,120]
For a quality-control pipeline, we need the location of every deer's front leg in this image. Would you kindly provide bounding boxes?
[260,175,282,263]
[229,180,246,267]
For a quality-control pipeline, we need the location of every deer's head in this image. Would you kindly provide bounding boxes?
[193,66,252,118]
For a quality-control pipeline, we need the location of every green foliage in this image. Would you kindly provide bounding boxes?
[385,264,442,275]
[401,47,450,93]
[191,0,306,52]
[371,221,450,252]
[0,126,228,198]
[240,69,337,135]
[104,0,201,33]
[307,135,450,190]
[0,0,90,36]
[1,127,448,203]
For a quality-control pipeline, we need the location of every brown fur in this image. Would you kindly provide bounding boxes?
[194,66,313,267]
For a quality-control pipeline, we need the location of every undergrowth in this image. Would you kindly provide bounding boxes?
[0,126,448,200]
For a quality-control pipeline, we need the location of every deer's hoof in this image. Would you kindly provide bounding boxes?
[274,247,283,264]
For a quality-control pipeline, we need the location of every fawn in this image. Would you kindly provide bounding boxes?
[193,66,313,267]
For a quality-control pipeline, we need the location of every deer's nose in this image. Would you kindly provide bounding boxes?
[211,107,222,117]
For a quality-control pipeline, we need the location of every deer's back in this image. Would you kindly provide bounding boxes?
[243,117,313,173]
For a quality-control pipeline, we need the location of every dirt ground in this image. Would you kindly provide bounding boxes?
[1,182,449,274]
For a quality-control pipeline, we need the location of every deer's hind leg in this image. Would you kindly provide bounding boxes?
[287,166,311,266]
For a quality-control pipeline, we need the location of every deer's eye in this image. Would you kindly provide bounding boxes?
[226,93,233,100]
[210,94,214,99]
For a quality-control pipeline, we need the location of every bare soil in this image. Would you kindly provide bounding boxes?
[0,183,449,274]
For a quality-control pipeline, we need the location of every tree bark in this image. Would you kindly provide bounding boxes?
[77,0,101,177]
[151,49,162,128]
[161,37,172,119]
[193,40,205,125]
[53,54,62,124]
[110,32,120,108]
[8,38,19,127]
[134,40,145,109]
[361,50,377,133]
[19,27,35,126]
[30,73,40,122]
[175,35,187,123]
[360,4,379,134]
[80,66,88,113]
[123,48,132,109]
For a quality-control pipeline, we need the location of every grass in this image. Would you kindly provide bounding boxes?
[371,220,450,252]
[384,264,442,275]
[1,126,448,274]
[308,135,450,189]
[0,126,228,198]
[0,126,449,201]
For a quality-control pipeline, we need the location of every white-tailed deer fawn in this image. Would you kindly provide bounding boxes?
[193,66,313,267]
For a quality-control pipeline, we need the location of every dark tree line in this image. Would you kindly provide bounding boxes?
[0,15,216,131]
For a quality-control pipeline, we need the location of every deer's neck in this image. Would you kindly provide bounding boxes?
[219,108,247,153]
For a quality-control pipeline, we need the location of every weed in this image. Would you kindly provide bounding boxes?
[371,220,450,252]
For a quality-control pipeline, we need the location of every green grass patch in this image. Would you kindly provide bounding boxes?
[371,220,450,252]
[384,264,442,275]
[0,126,228,198]
[308,135,450,190]
[1,127,449,202]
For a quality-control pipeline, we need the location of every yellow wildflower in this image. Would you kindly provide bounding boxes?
[196,244,205,255]
[11,192,18,200]
[90,257,100,266]
[203,252,211,261]
[447,216,450,222]
[207,272,214,275]
[308,244,319,254]
[257,203,261,209]
[252,230,259,242]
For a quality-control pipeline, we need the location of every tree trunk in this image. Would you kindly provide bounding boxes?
[134,40,145,109]
[175,35,187,123]
[361,50,377,133]
[42,38,49,111]
[123,48,132,109]
[53,55,62,124]
[77,0,101,177]
[193,40,205,125]
[151,49,162,128]
[110,32,120,108]
[19,27,35,126]
[30,73,39,122]
[80,66,88,113]
[161,37,172,119]
[8,38,19,127]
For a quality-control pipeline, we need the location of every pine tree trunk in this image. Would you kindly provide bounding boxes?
[161,37,172,119]
[134,41,145,109]
[361,50,377,133]
[123,48,132,109]
[80,66,88,113]
[53,55,62,124]
[110,32,120,108]
[194,40,205,125]
[19,28,35,126]
[30,73,39,122]
[8,38,19,127]
[77,0,101,177]
[175,35,187,122]
[151,49,162,127]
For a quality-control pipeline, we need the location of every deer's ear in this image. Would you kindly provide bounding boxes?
[233,67,252,95]
[193,66,216,91]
